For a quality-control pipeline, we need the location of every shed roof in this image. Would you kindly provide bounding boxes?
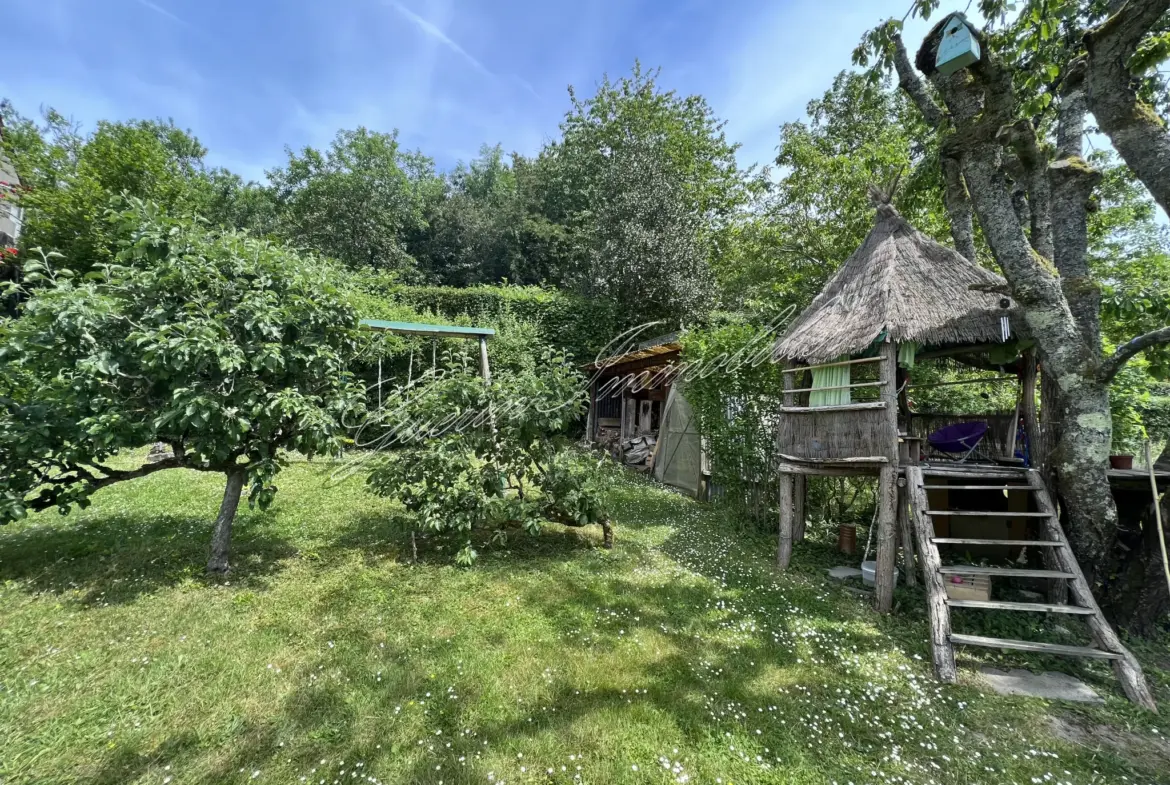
[772,204,1015,363]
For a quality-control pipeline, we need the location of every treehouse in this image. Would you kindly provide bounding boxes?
[769,202,1162,709]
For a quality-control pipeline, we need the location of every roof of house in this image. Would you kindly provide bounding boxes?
[772,203,1017,363]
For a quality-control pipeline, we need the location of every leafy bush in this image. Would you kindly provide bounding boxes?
[365,348,612,562]
[0,200,364,571]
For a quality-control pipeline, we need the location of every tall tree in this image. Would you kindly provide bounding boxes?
[267,127,442,275]
[542,64,751,325]
[0,105,243,271]
[856,1,1170,638]
[414,145,525,286]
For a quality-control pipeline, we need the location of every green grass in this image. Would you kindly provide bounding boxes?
[1,453,1168,785]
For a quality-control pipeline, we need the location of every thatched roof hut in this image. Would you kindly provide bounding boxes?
[772,204,1015,363]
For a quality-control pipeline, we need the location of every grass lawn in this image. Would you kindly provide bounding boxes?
[1,453,1168,785]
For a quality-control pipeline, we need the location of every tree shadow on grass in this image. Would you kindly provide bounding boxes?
[0,510,297,606]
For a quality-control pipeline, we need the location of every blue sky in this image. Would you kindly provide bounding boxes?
[3,0,948,183]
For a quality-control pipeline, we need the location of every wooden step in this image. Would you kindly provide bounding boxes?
[922,466,1029,479]
[938,565,1075,578]
[946,599,1095,614]
[923,485,1032,490]
[927,510,1052,517]
[950,633,1121,659]
[932,537,1063,547]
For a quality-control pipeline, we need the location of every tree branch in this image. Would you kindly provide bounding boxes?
[892,28,944,127]
[22,454,198,514]
[1085,0,1170,216]
[891,27,977,261]
[1100,326,1170,382]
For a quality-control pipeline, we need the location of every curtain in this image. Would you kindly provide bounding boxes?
[898,342,918,369]
[810,358,851,407]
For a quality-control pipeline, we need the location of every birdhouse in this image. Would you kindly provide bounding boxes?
[935,13,981,76]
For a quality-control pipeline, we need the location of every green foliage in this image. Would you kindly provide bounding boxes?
[0,200,364,524]
[721,72,954,314]
[0,105,265,273]
[680,319,786,529]
[365,348,606,563]
[543,63,751,324]
[267,127,442,274]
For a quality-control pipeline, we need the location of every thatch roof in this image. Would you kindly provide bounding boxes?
[772,204,1016,363]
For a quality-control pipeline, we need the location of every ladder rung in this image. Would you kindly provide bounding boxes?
[922,485,1032,490]
[922,468,1029,478]
[946,599,1094,614]
[939,565,1075,578]
[927,510,1052,517]
[950,633,1121,659]
[932,538,1064,547]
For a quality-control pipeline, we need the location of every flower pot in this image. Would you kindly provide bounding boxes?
[838,524,857,555]
[1109,455,1134,470]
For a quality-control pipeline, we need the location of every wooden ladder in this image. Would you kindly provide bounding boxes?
[904,465,1157,711]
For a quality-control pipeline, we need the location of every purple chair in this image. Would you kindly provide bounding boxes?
[927,421,989,462]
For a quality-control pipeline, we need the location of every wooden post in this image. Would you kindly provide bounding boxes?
[778,361,797,568]
[478,336,491,383]
[906,466,957,682]
[794,475,807,543]
[1020,348,1040,466]
[897,482,917,587]
[620,395,629,441]
[586,380,597,443]
[875,465,898,612]
[874,341,900,613]
[778,473,794,569]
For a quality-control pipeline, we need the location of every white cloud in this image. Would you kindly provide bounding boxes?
[386,0,493,77]
[132,0,188,27]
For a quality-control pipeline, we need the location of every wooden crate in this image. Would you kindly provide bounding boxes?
[944,571,992,602]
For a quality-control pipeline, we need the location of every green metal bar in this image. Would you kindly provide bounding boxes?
[359,319,495,338]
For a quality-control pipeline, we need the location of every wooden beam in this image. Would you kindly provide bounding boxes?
[908,376,1016,390]
[906,466,957,682]
[950,634,1122,659]
[938,566,1075,578]
[778,453,889,465]
[478,336,491,383]
[775,464,881,477]
[794,475,807,543]
[777,473,794,570]
[778,402,888,413]
[874,468,898,613]
[946,599,1094,614]
[897,484,917,587]
[782,356,883,373]
[785,380,886,395]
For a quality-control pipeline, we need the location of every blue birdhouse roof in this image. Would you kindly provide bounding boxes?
[936,13,981,76]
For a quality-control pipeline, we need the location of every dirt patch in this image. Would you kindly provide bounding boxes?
[1047,715,1170,768]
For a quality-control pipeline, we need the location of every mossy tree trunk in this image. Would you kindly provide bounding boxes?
[890,10,1170,632]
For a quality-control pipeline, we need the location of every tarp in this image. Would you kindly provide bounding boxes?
[653,386,702,496]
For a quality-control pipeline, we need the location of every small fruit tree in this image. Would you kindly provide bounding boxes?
[0,200,364,572]
[365,347,611,564]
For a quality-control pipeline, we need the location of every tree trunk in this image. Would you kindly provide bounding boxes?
[207,469,246,574]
